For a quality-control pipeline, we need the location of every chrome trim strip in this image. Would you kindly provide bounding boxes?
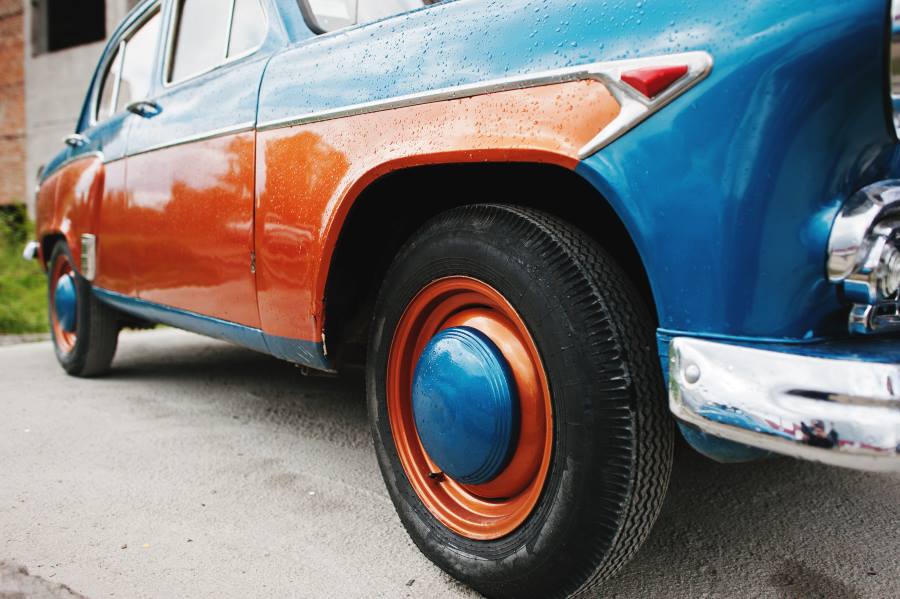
[127,121,255,158]
[256,51,713,158]
[669,337,900,472]
[47,152,104,177]
[107,41,125,121]
[224,0,237,61]
[47,123,254,178]
[576,52,712,158]
[90,4,161,127]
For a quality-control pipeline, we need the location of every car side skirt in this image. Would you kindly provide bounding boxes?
[92,287,332,371]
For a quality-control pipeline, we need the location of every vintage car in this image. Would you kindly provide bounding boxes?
[23,0,900,596]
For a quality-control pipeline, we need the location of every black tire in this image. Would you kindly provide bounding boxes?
[367,205,673,598]
[48,241,120,377]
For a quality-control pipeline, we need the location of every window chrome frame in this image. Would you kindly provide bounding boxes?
[89,2,163,128]
[163,0,269,89]
[94,42,125,123]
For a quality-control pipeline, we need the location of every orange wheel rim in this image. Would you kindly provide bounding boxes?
[50,255,76,353]
[387,276,553,540]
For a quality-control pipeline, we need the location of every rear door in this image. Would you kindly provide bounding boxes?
[124,0,276,327]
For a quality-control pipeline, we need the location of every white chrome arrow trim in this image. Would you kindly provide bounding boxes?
[257,51,713,158]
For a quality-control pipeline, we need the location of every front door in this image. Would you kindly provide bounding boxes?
[124,0,273,327]
[79,3,164,297]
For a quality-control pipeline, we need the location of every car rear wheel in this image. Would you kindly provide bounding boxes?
[48,241,120,377]
[367,204,673,598]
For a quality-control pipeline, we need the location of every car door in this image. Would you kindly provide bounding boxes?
[124,0,275,327]
[58,3,163,297]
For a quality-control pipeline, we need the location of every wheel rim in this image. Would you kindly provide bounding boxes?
[387,276,553,540]
[50,255,77,353]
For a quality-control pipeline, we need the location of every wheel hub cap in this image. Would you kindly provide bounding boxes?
[54,273,77,333]
[411,326,518,485]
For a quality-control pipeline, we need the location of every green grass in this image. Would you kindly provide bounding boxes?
[0,208,48,334]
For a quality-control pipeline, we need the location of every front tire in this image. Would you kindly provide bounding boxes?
[367,205,673,598]
[48,241,120,377]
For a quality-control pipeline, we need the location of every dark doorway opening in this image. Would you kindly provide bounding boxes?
[33,0,106,55]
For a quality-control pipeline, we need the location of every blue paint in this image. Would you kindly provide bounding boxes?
[125,1,285,157]
[411,327,517,485]
[54,274,77,333]
[92,287,332,371]
[678,423,771,464]
[264,333,332,372]
[35,0,898,392]
[255,0,894,344]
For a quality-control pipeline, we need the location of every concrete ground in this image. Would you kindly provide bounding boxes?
[1,329,898,599]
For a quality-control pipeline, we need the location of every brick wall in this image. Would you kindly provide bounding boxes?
[0,0,24,206]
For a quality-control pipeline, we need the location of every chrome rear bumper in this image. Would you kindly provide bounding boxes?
[668,337,900,471]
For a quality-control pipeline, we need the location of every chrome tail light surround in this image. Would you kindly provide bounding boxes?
[828,180,900,334]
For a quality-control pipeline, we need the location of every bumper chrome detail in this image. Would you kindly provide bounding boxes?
[22,240,39,261]
[669,337,900,472]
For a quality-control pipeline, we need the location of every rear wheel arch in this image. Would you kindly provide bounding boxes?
[40,232,67,270]
[322,162,657,368]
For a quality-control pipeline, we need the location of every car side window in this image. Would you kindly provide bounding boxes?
[302,0,442,33]
[168,0,267,84]
[228,0,266,58]
[116,9,162,113]
[168,0,231,83]
[96,46,122,121]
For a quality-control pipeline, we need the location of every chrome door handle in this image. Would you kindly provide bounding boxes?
[126,100,162,117]
[64,133,89,148]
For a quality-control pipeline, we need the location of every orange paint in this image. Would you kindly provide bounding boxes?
[125,132,260,326]
[34,169,59,265]
[256,79,620,341]
[37,80,618,343]
[36,155,105,272]
[94,160,134,295]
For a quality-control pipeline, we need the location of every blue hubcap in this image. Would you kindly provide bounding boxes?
[54,273,77,333]
[411,326,518,485]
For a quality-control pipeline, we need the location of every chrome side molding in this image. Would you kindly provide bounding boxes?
[669,337,900,472]
[256,51,713,159]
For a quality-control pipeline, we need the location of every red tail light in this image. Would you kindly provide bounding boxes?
[620,65,689,99]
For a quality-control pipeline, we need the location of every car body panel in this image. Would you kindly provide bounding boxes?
[257,0,893,344]
[255,79,621,341]
[123,132,261,326]
[32,0,897,372]
[114,0,283,326]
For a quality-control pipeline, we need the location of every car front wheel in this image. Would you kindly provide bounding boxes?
[367,204,673,598]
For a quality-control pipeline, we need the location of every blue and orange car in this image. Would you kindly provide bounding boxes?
[24,0,900,596]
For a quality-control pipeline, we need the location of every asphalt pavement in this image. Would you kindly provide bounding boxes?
[1,329,898,599]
